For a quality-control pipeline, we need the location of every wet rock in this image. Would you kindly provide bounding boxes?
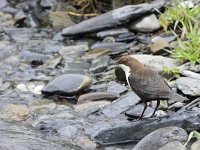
[94,111,200,145]
[20,51,49,65]
[158,141,186,150]
[149,37,170,54]
[191,141,200,150]
[49,12,75,30]
[78,92,119,104]
[0,12,14,27]
[89,82,108,92]
[4,104,29,121]
[62,2,165,36]
[129,14,160,33]
[89,56,110,73]
[16,83,44,95]
[97,28,129,39]
[131,54,181,72]
[115,32,136,42]
[0,79,10,92]
[0,0,8,9]
[102,91,140,118]
[42,74,92,96]
[73,136,97,150]
[132,127,187,150]
[14,9,26,25]
[90,42,128,56]
[57,125,78,140]
[5,28,38,43]
[176,77,200,96]
[107,81,127,95]
[29,99,56,114]
[136,34,151,44]
[125,104,154,118]
[74,101,110,116]
[81,48,111,62]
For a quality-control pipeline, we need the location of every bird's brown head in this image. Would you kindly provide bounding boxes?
[118,56,144,71]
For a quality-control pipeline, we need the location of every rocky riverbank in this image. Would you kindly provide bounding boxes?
[0,0,200,150]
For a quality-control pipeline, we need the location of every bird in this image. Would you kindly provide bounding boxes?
[118,55,188,119]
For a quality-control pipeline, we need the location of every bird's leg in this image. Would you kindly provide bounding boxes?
[138,101,147,120]
[151,100,160,117]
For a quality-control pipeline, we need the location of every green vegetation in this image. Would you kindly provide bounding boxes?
[184,130,200,147]
[160,0,200,65]
[162,67,182,78]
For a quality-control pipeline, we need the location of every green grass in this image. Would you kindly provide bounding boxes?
[160,0,200,65]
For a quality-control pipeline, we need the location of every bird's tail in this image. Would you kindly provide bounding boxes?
[169,91,189,103]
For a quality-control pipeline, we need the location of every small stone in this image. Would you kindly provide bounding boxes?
[129,14,160,33]
[191,141,200,150]
[14,10,26,23]
[89,56,110,73]
[49,12,75,30]
[0,12,14,27]
[107,81,127,95]
[57,125,78,139]
[77,92,119,104]
[102,91,140,118]
[97,28,129,39]
[149,37,170,54]
[115,32,136,42]
[176,77,200,96]
[132,127,188,150]
[125,104,154,118]
[158,141,186,150]
[73,136,97,150]
[81,48,111,62]
[42,74,92,96]
[90,42,128,56]
[29,99,56,114]
[5,104,29,121]
[74,101,110,116]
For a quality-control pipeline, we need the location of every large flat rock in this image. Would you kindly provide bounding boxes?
[94,111,200,145]
[62,1,166,36]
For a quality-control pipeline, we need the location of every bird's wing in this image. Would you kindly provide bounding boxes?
[128,70,171,99]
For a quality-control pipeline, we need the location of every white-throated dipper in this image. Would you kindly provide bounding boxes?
[118,55,188,119]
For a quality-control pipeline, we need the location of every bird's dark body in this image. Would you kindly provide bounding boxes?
[118,56,188,119]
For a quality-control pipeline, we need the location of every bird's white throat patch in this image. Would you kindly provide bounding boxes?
[119,64,131,86]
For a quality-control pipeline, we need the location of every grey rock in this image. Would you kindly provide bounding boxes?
[62,2,165,36]
[0,0,8,9]
[20,51,49,64]
[89,56,110,73]
[129,14,160,33]
[26,13,40,28]
[158,141,186,150]
[102,91,140,118]
[97,28,129,39]
[126,104,154,118]
[14,10,26,22]
[74,101,110,116]
[149,36,170,54]
[78,92,119,104]
[5,28,38,43]
[94,111,200,145]
[191,141,200,150]
[132,127,187,150]
[107,81,127,95]
[176,77,200,96]
[49,12,75,30]
[131,54,181,72]
[90,42,128,56]
[116,32,136,42]
[73,136,97,150]
[136,35,151,44]
[42,74,92,96]
[57,125,78,139]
